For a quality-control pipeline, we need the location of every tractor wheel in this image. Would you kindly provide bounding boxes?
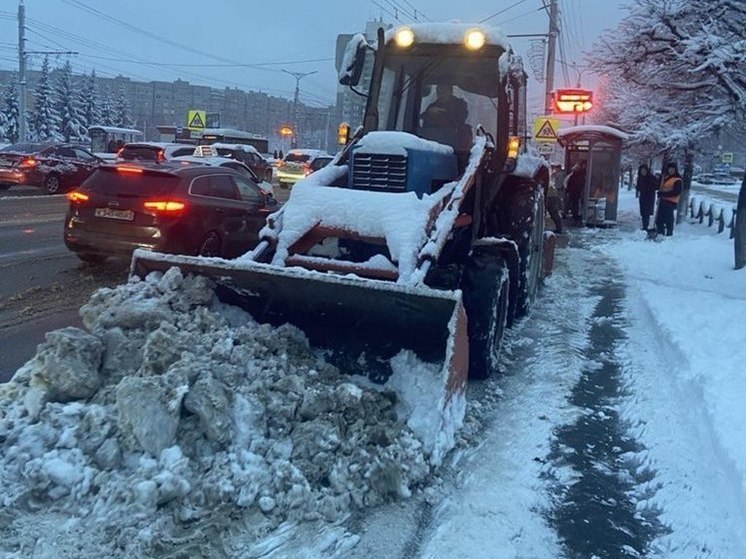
[197,231,222,257]
[44,173,63,195]
[497,179,545,319]
[461,250,510,380]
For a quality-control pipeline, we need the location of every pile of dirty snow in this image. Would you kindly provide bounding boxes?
[0,268,438,558]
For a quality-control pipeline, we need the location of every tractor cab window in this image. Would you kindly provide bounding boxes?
[376,50,502,153]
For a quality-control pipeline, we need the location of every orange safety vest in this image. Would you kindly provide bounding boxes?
[660,175,681,204]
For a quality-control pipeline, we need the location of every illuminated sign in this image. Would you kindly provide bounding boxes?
[554,89,593,114]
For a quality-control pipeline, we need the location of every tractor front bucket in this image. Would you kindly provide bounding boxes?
[130,250,468,461]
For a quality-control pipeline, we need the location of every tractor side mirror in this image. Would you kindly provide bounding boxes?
[339,33,369,87]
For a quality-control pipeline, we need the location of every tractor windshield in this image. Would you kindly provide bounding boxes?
[376,49,502,152]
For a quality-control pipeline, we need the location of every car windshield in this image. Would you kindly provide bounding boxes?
[376,49,503,149]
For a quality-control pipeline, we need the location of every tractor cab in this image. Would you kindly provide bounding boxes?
[341,24,520,195]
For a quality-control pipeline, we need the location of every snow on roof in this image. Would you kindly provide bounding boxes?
[512,144,550,179]
[201,128,266,140]
[87,126,143,134]
[384,22,509,50]
[557,125,629,141]
[284,149,331,160]
[171,155,240,166]
[355,131,454,157]
[212,142,260,154]
[270,163,453,284]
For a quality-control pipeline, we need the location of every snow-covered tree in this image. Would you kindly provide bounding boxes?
[589,0,746,153]
[79,69,101,130]
[98,91,115,127]
[54,60,87,143]
[114,88,131,128]
[0,81,20,143]
[29,56,61,141]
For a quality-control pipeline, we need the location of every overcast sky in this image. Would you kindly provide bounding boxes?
[0,0,628,112]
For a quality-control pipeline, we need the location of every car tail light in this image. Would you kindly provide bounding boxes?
[277,160,284,168]
[143,200,186,213]
[303,164,312,176]
[67,191,89,203]
[156,150,165,162]
[116,166,143,174]
[19,157,37,169]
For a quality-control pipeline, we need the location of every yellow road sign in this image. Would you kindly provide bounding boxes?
[187,110,206,130]
[533,116,560,142]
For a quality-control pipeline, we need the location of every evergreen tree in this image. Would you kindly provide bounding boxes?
[29,57,61,141]
[114,88,131,128]
[55,60,87,143]
[1,81,20,143]
[80,69,101,130]
[98,90,115,127]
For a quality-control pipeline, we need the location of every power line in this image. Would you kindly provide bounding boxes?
[480,0,531,23]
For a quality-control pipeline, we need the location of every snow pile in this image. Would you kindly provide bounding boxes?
[0,268,438,557]
[272,177,452,283]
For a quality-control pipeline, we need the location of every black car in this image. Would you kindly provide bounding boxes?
[212,143,274,182]
[0,142,103,194]
[64,163,277,263]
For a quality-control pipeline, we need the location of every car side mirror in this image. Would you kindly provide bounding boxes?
[339,33,369,87]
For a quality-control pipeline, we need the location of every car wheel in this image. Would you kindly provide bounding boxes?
[198,231,222,257]
[44,173,62,195]
[76,253,107,265]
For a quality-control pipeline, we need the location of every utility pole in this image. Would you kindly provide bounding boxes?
[282,69,317,147]
[18,0,27,142]
[544,0,558,115]
[17,1,77,141]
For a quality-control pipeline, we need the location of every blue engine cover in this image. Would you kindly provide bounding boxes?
[349,135,458,198]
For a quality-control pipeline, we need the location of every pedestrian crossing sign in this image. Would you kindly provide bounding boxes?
[533,116,560,142]
[187,110,206,130]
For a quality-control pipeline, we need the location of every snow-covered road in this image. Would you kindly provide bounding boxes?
[1,188,743,558]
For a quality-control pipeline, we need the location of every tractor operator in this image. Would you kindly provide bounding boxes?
[420,84,473,153]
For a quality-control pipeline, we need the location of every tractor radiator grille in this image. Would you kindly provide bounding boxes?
[352,153,407,191]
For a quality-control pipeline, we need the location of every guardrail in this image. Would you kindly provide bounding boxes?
[688,194,737,239]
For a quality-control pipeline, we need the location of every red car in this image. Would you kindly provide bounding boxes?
[0,142,104,194]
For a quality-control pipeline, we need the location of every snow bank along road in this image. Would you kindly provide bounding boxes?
[1,188,744,557]
[0,191,128,378]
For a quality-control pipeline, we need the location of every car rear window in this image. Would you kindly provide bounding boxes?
[81,168,179,197]
[284,153,311,163]
[119,147,161,161]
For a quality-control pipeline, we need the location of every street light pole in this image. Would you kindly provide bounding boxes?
[282,69,317,147]
[544,0,558,115]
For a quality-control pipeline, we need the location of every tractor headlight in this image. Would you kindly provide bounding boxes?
[464,29,486,50]
[395,27,415,48]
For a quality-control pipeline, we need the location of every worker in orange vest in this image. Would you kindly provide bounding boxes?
[656,162,683,236]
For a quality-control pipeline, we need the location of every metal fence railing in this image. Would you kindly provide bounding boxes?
[688,195,737,239]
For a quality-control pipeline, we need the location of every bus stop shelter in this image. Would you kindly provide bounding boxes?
[558,125,628,226]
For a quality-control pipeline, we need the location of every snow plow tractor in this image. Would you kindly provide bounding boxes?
[131,23,553,458]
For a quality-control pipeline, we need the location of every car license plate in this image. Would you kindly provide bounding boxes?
[94,207,134,221]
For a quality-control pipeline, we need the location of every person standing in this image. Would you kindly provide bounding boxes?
[656,162,684,236]
[546,165,564,234]
[636,164,658,230]
[735,173,746,270]
[566,161,586,222]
